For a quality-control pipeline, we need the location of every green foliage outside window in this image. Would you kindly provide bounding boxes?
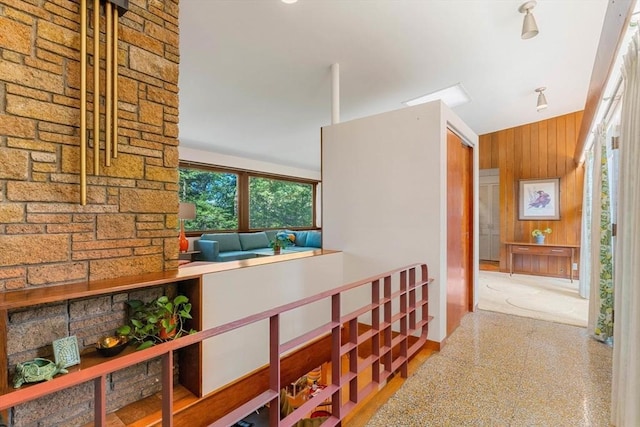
[179,168,238,231]
[249,177,313,229]
[179,165,316,232]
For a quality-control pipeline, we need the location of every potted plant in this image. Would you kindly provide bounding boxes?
[270,232,293,254]
[531,227,552,244]
[116,295,196,350]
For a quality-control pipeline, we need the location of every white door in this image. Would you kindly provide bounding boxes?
[479,172,500,261]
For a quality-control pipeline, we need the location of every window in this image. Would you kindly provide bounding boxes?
[179,163,317,233]
[179,167,238,231]
[249,177,314,229]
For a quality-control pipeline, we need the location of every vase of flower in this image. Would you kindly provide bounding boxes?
[532,228,552,244]
[270,232,293,254]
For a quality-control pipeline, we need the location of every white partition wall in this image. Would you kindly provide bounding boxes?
[200,252,343,395]
[322,101,478,343]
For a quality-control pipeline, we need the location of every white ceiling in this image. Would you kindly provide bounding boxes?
[179,0,608,172]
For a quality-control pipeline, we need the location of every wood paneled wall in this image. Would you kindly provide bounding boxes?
[479,111,584,278]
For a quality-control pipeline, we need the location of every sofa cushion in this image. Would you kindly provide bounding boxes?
[293,231,308,247]
[201,233,241,252]
[217,251,257,262]
[264,230,279,242]
[195,239,219,261]
[306,231,322,248]
[239,232,270,250]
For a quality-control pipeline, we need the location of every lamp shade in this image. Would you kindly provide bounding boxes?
[536,88,548,111]
[178,202,196,220]
[519,1,539,40]
[522,12,539,39]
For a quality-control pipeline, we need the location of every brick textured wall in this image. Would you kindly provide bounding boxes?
[1,0,182,424]
[0,0,181,290]
[7,285,178,426]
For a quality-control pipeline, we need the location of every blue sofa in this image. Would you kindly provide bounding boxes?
[195,230,322,262]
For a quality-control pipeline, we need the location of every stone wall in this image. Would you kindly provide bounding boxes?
[0,0,181,290]
[1,0,182,424]
[7,285,179,426]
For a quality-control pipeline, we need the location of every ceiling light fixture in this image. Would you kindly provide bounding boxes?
[519,1,539,39]
[281,0,298,3]
[535,87,548,111]
[403,83,471,108]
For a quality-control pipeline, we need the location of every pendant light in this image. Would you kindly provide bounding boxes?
[519,1,539,39]
[535,87,548,111]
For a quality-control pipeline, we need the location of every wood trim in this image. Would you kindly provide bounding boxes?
[238,171,249,230]
[177,277,203,397]
[425,339,444,352]
[574,0,635,164]
[179,161,321,232]
[179,161,320,185]
[0,310,7,396]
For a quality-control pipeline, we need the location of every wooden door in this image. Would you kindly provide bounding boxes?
[447,129,473,335]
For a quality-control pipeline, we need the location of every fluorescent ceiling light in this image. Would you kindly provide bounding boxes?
[281,0,298,3]
[403,83,471,108]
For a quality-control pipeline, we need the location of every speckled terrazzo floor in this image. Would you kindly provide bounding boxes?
[366,311,612,427]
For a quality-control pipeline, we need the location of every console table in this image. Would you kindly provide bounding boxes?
[505,242,579,282]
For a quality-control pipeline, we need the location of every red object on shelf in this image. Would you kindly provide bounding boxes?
[179,220,189,252]
[311,410,331,418]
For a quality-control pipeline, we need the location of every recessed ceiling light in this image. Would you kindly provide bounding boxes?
[281,0,298,3]
[403,83,471,108]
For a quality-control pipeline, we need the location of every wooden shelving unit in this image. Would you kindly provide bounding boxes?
[0,270,203,398]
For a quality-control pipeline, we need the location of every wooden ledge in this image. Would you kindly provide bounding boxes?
[0,249,341,311]
[177,249,340,276]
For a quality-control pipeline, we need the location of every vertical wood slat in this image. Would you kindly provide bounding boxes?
[162,351,174,427]
[0,310,8,396]
[497,130,509,271]
[331,293,342,421]
[370,280,380,384]
[94,375,107,427]
[399,271,408,378]
[480,111,584,278]
[554,116,567,274]
[269,315,280,427]
[383,275,392,374]
[491,134,499,169]
[408,268,416,330]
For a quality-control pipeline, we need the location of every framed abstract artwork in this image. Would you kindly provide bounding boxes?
[518,178,560,220]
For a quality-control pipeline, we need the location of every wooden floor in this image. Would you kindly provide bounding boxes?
[85,346,435,426]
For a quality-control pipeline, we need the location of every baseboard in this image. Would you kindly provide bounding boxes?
[426,338,446,351]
